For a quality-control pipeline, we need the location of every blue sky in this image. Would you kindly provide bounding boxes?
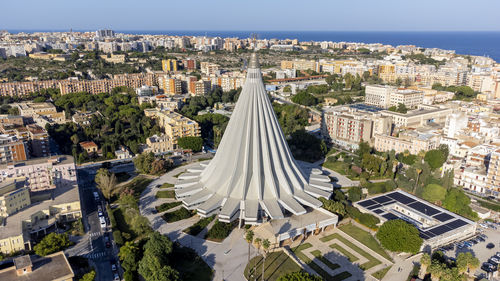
[2,0,500,31]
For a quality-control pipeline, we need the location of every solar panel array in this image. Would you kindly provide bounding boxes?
[356,191,473,240]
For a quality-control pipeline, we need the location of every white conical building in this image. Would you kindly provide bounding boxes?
[175,53,333,224]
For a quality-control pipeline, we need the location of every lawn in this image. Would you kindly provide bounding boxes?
[244,251,301,281]
[156,190,175,198]
[173,172,184,178]
[184,215,215,236]
[162,207,195,223]
[338,223,392,261]
[372,266,392,280]
[119,176,153,200]
[171,244,213,281]
[329,244,359,262]
[319,233,381,270]
[291,243,352,281]
[310,250,340,271]
[322,160,348,175]
[159,182,174,188]
[155,201,182,213]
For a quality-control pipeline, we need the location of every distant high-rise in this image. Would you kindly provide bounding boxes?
[175,53,333,225]
[95,29,115,38]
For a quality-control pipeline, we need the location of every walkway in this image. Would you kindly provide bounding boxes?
[139,161,249,281]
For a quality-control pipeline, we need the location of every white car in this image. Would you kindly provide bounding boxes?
[98,211,104,217]
[99,217,106,229]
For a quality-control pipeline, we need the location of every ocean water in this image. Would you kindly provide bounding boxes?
[8,30,500,62]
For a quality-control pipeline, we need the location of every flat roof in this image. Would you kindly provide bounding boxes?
[0,183,80,239]
[355,190,475,241]
[0,252,74,281]
[0,155,75,169]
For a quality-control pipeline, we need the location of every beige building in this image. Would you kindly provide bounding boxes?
[15,102,66,126]
[374,131,441,155]
[365,85,423,109]
[144,109,200,145]
[380,105,453,128]
[99,53,126,63]
[0,177,30,217]
[0,252,74,281]
[486,149,500,194]
[145,134,175,154]
[158,76,182,95]
[200,62,220,76]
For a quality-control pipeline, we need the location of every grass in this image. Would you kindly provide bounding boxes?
[477,199,500,212]
[372,266,392,280]
[184,215,215,236]
[322,160,348,175]
[170,244,213,281]
[338,224,392,261]
[291,243,352,281]
[173,172,184,178]
[319,233,381,270]
[117,176,153,201]
[244,251,301,281]
[112,208,135,240]
[329,244,359,262]
[159,182,174,188]
[155,201,182,213]
[156,190,175,198]
[162,207,195,223]
[311,250,340,271]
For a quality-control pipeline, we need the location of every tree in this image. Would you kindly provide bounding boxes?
[119,241,139,272]
[245,230,254,265]
[419,253,431,278]
[319,197,346,217]
[177,136,203,152]
[422,184,447,204]
[347,186,362,202]
[134,152,156,174]
[138,232,179,281]
[376,219,422,254]
[429,261,445,281]
[33,233,71,256]
[442,188,479,220]
[261,239,270,281]
[424,149,446,170]
[95,168,117,200]
[277,272,322,281]
[79,270,96,281]
[291,91,318,106]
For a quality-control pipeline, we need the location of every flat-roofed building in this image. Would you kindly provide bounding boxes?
[145,109,200,145]
[380,105,453,128]
[486,149,500,196]
[0,251,74,281]
[145,134,174,154]
[0,177,30,217]
[355,190,476,249]
[374,131,441,155]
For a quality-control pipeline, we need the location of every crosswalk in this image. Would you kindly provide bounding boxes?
[84,252,107,259]
[89,232,101,237]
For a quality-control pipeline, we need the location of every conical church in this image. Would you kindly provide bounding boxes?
[175,53,333,225]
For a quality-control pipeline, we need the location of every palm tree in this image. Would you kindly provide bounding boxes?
[245,230,254,272]
[254,238,261,279]
[261,239,270,281]
[429,261,444,281]
[413,168,422,193]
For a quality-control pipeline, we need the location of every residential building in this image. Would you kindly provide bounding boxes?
[0,135,28,163]
[115,146,132,159]
[145,134,175,154]
[0,252,74,281]
[145,109,200,143]
[162,59,180,72]
[26,125,49,158]
[15,102,66,126]
[158,76,182,95]
[79,141,98,155]
[374,131,441,155]
[486,149,500,195]
[0,177,30,217]
[200,62,219,76]
[364,85,423,109]
[380,105,453,128]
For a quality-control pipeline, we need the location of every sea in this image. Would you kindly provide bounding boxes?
[8,30,500,62]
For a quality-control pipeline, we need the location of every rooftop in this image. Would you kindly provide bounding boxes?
[0,155,75,170]
[0,252,74,281]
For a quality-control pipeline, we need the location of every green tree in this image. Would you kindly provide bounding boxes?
[119,241,139,272]
[347,186,362,202]
[277,271,322,281]
[95,168,117,200]
[177,136,203,152]
[291,91,318,106]
[419,253,431,278]
[245,230,254,265]
[33,233,71,256]
[422,184,447,204]
[424,149,446,170]
[79,270,96,281]
[442,188,479,220]
[261,239,270,281]
[376,219,422,254]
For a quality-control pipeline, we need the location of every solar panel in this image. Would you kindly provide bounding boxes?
[382,213,398,220]
[428,225,453,236]
[367,204,382,210]
[373,196,392,204]
[407,201,440,216]
[358,200,377,207]
[373,209,384,214]
[445,219,469,229]
[433,213,454,222]
[419,231,432,240]
[387,192,415,204]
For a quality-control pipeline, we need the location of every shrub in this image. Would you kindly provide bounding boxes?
[376,219,423,254]
[34,233,71,256]
[113,230,124,245]
[177,136,203,152]
[346,205,380,229]
[162,207,194,223]
[155,201,182,212]
[206,220,234,241]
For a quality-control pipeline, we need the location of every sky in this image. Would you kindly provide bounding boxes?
[2,0,500,32]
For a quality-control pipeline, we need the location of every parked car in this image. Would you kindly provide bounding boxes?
[487,243,495,249]
[482,262,495,272]
[113,273,120,281]
[98,211,104,217]
[111,264,117,272]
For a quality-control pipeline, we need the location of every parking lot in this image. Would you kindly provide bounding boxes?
[437,222,500,277]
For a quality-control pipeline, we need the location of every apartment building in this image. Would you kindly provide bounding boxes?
[15,102,66,125]
[486,149,500,194]
[380,105,453,128]
[280,59,319,72]
[374,131,441,155]
[0,135,28,163]
[0,252,74,281]
[145,134,175,154]
[365,85,423,109]
[189,80,211,95]
[0,177,30,217]
[200,62,220,76]
[158,76,182,95]
[26,125,49,158]
[455,166,489,194]
[144,109,200,144]
[162,59,180,72]
[0,156,77,192]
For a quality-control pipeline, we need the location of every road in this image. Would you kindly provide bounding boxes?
[71,164,136,281]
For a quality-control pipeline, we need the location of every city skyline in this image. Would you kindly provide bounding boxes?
[2,0,500,31]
